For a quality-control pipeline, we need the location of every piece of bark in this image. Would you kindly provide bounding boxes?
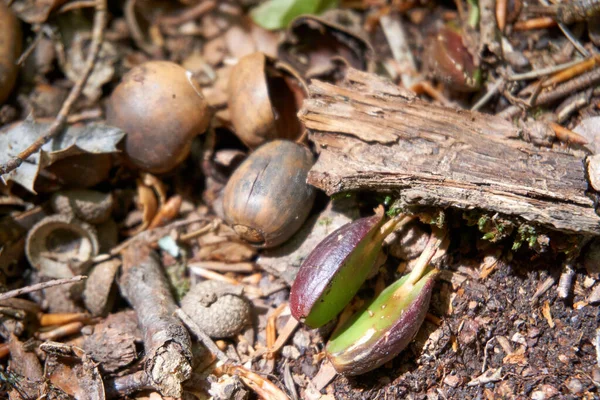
[118,245,192,397]
[7,334,44,399]
[83,258,121,316]
[299,68,600,235]
[83,311,139,373]
[41,341,105,400]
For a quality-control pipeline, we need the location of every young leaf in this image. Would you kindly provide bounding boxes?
[250,0,338,30]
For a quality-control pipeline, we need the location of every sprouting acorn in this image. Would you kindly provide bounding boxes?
[326,229,446,375]
[290,207,411,328]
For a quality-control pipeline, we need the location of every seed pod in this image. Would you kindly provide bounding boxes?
[326,268,437,375]
[106,61,211,173]
[228,52,307,149]
[290,208,408,328]
[423,25,481,92]
[223,140,315,248]
[0,2,22,104]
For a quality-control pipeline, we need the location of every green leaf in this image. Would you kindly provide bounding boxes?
[250,0,338,30]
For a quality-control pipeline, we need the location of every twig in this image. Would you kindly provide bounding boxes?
[175,308,229,363]
[119,245,192,397]
[535,67,600,105]
[16,27,45,66]
[471,77,505,111]
[508,58,585,81]
[0,0,107,176]
[107,216,211,256]
[124,0,162,57]
[0,275,87,301]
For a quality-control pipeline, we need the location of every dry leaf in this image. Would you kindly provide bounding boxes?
[0,120,125,192]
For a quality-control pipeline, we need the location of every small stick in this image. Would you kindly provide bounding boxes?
[175,308,229,363]
[543,55,599,87]
[549,122,588,145]
[37,321,85,341]
[508,58,586,81]
[39,312,90,327]
[513,17,557,30]
[496,0,507,30]
[188,261,255,273]
[471,78,505,111]
[119,245,193,398]
[535,67,600,105]
[0,276,87,302]
[268,315,299,358]
[189,265,241,286]
[0,0,107,176]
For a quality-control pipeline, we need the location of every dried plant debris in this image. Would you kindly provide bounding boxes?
[0,120,124,192]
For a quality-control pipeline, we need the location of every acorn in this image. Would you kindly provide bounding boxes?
[326,268,438,375]
[222,140,315,248]
[106,61,211,173]
[290,207,409,328]
[423,25,481,92]
[228,52,307,149]
[0,2,22,104]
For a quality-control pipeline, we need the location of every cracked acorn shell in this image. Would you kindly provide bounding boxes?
[25,214,99,278]
[106,61,211,173]
[223,140,315,249]
[228,52,307,149]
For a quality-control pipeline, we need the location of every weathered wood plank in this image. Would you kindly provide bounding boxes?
[300,69,600,235]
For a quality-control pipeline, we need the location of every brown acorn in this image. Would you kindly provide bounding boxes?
[106,61,211,173]
[423,25,481,92]
[0,2,22,104]
[222,140,315,248]
[228,52,307,149]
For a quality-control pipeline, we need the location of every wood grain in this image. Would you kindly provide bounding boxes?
[300,69,600,235]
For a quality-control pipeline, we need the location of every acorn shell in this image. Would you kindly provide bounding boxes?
[222,140,315,248]
[228,52,307,149]
[25,215,99,278]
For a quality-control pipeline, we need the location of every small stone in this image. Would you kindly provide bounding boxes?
[50,189,113,224]
[443,374,462,388]
[566,378,583,394]
[180,280,250,338]
[281,345,301,360]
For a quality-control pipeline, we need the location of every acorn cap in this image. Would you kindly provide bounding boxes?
[25,214,99,278]
[180,280,250,339]
[50,189,113,224]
